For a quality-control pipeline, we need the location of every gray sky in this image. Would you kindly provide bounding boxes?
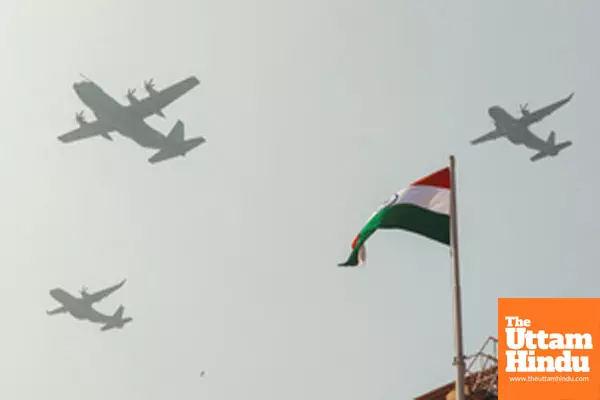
[0,0,597,398]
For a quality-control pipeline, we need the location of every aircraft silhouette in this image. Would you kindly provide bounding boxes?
[46,279,133,331]
[470,93,574,161]
[97,305,133,331]
[57,75,206,164]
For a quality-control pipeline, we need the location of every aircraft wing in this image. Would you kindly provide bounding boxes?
[519,93,574,126]
[127,76,200,119]
[87,279,126,303]
[46,306,67,315]
[470,129,502,145]
[58,121,113,143]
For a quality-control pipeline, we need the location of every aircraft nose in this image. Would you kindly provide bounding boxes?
[49,288,61,298]
[74,81,86,92]
[73,81,88,92]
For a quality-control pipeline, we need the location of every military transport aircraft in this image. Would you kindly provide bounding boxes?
[470,93,574,161]
[57,75,206,164]
[46,279,132,331]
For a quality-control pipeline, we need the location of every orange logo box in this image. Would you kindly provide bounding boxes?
[498,298,600,400]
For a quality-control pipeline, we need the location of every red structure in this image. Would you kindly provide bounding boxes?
[414,337,498,400]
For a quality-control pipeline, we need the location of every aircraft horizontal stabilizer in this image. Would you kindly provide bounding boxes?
[530,141,572,162]
[100,318,133,331]
[148,121,205,164]
[100,305,133,331]
[148,136,206,164]
[530,151,549,162]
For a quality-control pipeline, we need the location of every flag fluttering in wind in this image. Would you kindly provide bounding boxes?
[338,158,467,400]
[338,167,450,267]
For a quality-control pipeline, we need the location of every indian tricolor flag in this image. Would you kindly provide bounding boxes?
[339,167,451,266]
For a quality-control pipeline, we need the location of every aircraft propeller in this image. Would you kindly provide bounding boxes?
[80,285,88,295]
[126,88,138,101]
[519,103,529,115]
[75,110,86,124]
[143,78,166,117]
[144,78,155,92]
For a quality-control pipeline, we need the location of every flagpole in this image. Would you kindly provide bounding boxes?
[449,155,466,400]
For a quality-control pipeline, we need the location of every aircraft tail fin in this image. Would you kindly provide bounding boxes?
[167,120,184,142]
[547,131,556,146]
[114,305,125,320]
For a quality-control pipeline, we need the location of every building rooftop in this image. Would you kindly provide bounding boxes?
[414,337,498,400]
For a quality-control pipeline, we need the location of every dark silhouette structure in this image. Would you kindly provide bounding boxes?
[470,93,574,161]
[57,75,205,163]
[46,279,133,331]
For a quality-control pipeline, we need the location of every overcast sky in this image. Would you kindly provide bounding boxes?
[0,0,597,399]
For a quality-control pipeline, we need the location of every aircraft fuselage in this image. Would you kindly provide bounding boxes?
[73,82,168,149]
[49,288,111,323]
[487,106,548,150]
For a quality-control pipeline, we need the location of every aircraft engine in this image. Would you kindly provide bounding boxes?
[144,78,159,96]
[74,111,113,141]
[75,111,87,126]
[143,78,165,117]
[126,88,139,104]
